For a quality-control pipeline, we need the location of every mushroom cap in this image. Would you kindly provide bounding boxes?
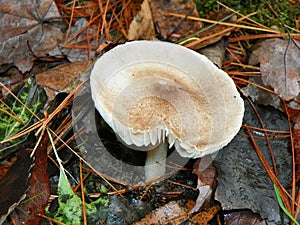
[90,41,244,158]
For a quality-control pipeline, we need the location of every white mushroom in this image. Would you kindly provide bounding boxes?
[90,41,244,181]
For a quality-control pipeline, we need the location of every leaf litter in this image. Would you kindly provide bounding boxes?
[248,38,300,101]
[5,135,50,225]
[214,100,291,223]
[1,0,300,224]
[0,0,65,72]
[45,129,109,224]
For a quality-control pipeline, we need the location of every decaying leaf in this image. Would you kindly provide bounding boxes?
[224,210,276,225]
[190,156,217,213]
[7,135,50,225]
[0,0,65,72]
[189,205,220,224]
[128,0,156,40]
[133,201,188,225]
[249,38,300,101]
[133,200,220,225]
[149,0,203,41]
[214,101,291,223]
[0,149,33,224]
[184,8,236,50]
[241,76,284,110]
[35,61,92,100]
[198,39,226,68]
[61,18,96,62]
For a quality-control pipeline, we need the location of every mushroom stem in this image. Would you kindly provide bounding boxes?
[145,141,168,181]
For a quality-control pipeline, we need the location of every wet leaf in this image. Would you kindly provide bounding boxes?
[7,135,50,225]
[133,200,220,225]
[249,38,300,101]
[242,76,284,110]
[0,0,65,72]
[133,201,188,225]
[224,210,276,225]
[0,149,33,224]
[214,101,291,223]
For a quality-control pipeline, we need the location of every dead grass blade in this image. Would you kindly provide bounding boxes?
[168,12,280,34]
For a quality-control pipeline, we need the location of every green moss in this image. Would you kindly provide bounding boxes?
[194,0,300,30]
[0,81,43,141]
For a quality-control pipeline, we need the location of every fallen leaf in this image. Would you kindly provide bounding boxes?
[224,210,276,225]
[133,201,188,225]
[190,156,217,214]
[198,38,226,68]
[35,61,92,100]
[62,18,96,62]
[0,149,33,224]
[0,0,65,72]
[0,67,23,89]
[214,101,292,223]
[149,0,203,42]
[190,205,220,224]
[133,200,220,225]
[8,135,50,225]
[128,0,156,40]
[249,38,300,101]
[241,76,283,110]
[184,8,236,50]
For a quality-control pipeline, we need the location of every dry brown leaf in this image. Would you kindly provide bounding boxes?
[0,0,65,72]
[249,38,300,101]
[190,205,220,224]
[185,8,235,50]
[35,61,91,100]
[149,0,202,42]
[128,0,156,40]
